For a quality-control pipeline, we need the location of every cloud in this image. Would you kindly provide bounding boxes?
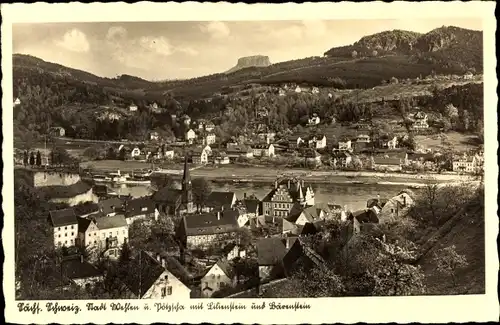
[176,46,199,56]
[301,20,328,39]
[54,28,90,53]
[138,36,173,56]
[106,26,128,41]
[200,21,231,39]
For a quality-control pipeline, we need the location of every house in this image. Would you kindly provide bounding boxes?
[205,121,215,132]
[464,72,474,80]
[204,191,237,212]
[356,134,371,143]
[338,139,352,151]
[332,151,352,168]
[348,208,380,238]
[223,243,247,261]
[411,111,429,130]
[251,143,275,157]
[226,145,253,161]
[282,238,326,278]
[307,134,327,149]
[77,214,129,252]
[379,190,415,223]
[213,155,230,165]
[150,131,160,141]
[123,196,159,225]
[49,126,66,137]
[366,197,389,210]
[261,178,315,218]
[307,113,320,125]
[97,197,125,216]
[288,135,305,149]
[129,104,138,112]
[182,115,192,126]
[49,208,79,248]
[200,133,216,146]
[257,237,287,282]
[452,154,478,173]
[257,132,276,145]
[177,209,241,249]
[14,97,21,106]
[123,251,191,299]
[294,86,302,93]
[185,129,197,144]
[407,152,434,165]
[130,147,142,158]
[61,255,104,288]
[311,87,319,94]
[293,205,328,226]
[278,89,286,96]
[236,195,261,228]
[302,149,322,166]
[200,259,236,298]
[191,147,209,165]
[380,136,398,150]
[162,147,175,160]
[371,157,403,172]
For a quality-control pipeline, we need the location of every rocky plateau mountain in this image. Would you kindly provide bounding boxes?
[226,55,272,74]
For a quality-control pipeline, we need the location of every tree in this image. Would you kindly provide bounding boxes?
[119,242,132,264]
[51,147,74,166]
[351,50,358,59]
[29,152,35,166]
[192,177,212,211]
[83,146,101,160]
[35,151,42,166]
[372,50,378,57]
[433,245,469,288]
[23,150,29,166]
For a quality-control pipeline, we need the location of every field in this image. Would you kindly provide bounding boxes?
[415,132,480,152]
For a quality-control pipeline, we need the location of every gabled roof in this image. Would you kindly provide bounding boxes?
[367,198,388,209]
[49,208,78,227]
[124,251,167,297]
[183,209,240,236]
[98,198,124,215]
[214,258,235,279]
[350,209,379,223]
[95,214,128,230]
[262,180,309,205]
[207,191,236,209]
[408,152,434,161]
[77,217,93,233]
[299,205,325,223]
[250,143,271,150]
[124,197,156,218]
[62,256,103,280]
[257,237,287,266]
[243,198,260,214]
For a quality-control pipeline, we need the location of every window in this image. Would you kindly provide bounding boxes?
[64,240,67,244]
[94,240,97,244]
[123,230,125,234]
[220,282,226,288]
[391,209,394,213]
[64,226,67,230]
[167,286,172,295]
[71,232,74,236]
[164,275,169,281]
[71,225,74,229]
[58,234,61,238]
[65,233,67,237]
[161,287,166,297]
[70,239,73,245]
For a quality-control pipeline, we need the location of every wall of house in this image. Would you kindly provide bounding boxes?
[54,223,79,247]
[50,188,99,206]
[200,264,235,298]
[98,225,129,249]
[374,164,402,172]
[34,171,81,188]
[143,270,191,300]
[83,222,100,248]
[379,193,414,223]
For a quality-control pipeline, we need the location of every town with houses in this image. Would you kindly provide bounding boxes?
[12,22,486,302]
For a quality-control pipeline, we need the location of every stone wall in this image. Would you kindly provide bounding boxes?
[33,171,81,188]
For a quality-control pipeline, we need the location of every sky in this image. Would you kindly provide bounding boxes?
[12,19,482,81]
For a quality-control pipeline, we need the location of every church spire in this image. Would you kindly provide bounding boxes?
[181,155,194,213]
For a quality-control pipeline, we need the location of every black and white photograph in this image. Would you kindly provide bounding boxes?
[2,2,498,324]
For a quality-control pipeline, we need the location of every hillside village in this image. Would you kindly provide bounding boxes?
[13,24,485,300]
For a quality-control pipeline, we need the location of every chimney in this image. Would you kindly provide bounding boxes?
[161,258,166,268]
[217,211,221,220]
[285,238,291,249]
[287,179,291,188]
[80,254,84,263]
[274,179,278,189]
[156,254,161,262]
[244,193,247,199]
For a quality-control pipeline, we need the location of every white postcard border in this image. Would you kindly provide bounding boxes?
[2,2,498,324]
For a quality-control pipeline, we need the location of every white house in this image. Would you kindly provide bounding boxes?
[251,143,275,157]
[311,87,320,94]
[214,156,230,165]
[77,214,129,253]
[411,111,429,130]
[123,252,191,300]
[205,122,215,132]
[452,154,478,173]
[202,133,216,145]
[14,98,21,106]
[381,136,398,150]
[49,208,79,248]
[294,86,302,93]
[308,114,321,125]
[129,104,138,112]
[308,135,327,149]
[185,129,197,144]
[356,134,371,143]
[200,259,236,298]
[192,147,209,165]
[225,244,247,261]
[150,132,160,141]
[294,205,327,226]
[338,139,352,151]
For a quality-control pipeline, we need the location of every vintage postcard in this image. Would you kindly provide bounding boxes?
[2,2,498,324]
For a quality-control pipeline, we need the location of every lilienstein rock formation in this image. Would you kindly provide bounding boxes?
[226,55,272,74]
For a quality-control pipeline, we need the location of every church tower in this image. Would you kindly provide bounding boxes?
[181,156,195,213]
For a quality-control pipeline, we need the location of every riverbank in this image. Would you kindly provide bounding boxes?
[80,160,477,186]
